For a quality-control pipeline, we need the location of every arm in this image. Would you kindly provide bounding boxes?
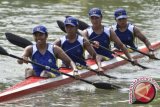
[81,29,89,39]
[110,29,133,61]
[53,39,61,47]
[81,29,99,48]
[17,45,32,64]
[134,26,153,51]
[54,45,77,71]
[83,38,103,71]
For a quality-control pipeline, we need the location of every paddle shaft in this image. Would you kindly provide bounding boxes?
[7,54,93,84]
[4,53,121,89]
[70,54,118,79]
[84,66,117,79]
[90,41,149,69]
[127,46,160,60]
[56,20,149,69]
[76,19,160,61]
[5,32,120,80]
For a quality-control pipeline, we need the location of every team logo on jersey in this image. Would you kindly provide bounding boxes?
[48,59,52,63]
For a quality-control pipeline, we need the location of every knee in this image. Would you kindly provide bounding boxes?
[25,68,34,78]
[40,71,57,78]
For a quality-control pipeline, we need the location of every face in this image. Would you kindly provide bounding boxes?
[116,18,127,27]
[65,24,77,35]
[33,32,47,44]
[90,16,102,26]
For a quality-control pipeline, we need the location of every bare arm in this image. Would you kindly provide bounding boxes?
[83,38,102,71]
[53,39,61,47]
[54,45,77,71]
[17,45,32,64]
[110,29,133,60]
[134,26,152,51]
[81,29,89,39]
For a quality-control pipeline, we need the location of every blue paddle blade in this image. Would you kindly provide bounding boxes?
[5,32,32,48]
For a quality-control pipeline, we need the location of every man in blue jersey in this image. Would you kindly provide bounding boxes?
[17,25,78,78]
[54,16,103,72]
[82,7,136,62]
[112,8,155,56]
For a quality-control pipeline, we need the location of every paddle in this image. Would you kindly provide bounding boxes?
[127,46,160,60]
[90,41,149,69]
[57,20,84,35]
[5,33,32,48]
[5,32,120,80]
[69,54,128,79]
[56,20,149,69]
[0,46,120,89]
[57,20,66,33]
[65,16,89,30]
[76,20,160,61]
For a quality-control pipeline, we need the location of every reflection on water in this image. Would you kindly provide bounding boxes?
[0,0,160,106]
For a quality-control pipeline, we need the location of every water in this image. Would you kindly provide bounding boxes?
[0,0,160,106]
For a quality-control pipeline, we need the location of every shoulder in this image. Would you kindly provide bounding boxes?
[23,45,33,56]
[25,45,33,51]
[109,23,117,31]
[53,45,60,49]
[82,29,89,34]
[54,38,61,46]
[53,45,63,52]
[133,25,140,32]
[84,26,92,32]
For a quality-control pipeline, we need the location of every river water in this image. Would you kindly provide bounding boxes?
[0,0,160,107]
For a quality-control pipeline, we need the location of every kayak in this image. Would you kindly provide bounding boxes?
[0,41,160,103]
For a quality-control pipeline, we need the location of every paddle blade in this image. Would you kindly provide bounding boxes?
[65,16,89,30]
[0,46,9,56]
[93,82,120,89]
[77,20,89,30]
[5,33,32,48]
[56,20,66,33]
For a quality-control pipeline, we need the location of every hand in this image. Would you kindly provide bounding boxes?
[148,49,156,59]
[130,59,138,66]
[92,41,100,48]
[148,47,154,52]
[97,67,105,75]
[17,56,29,64]
[17,59,23,64]
[73,70,80,78]
[21,56,29,64]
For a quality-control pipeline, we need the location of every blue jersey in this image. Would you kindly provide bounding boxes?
[31,43,59,76]
[112,23,137,49]
[86,26,114,58]
[60,35,86,66]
